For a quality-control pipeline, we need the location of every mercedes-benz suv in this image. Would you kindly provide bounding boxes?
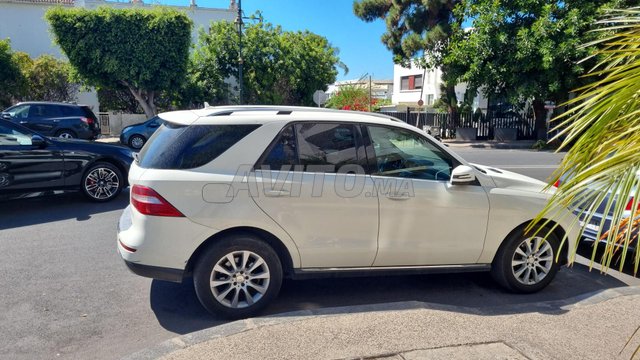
[117,106,579,318]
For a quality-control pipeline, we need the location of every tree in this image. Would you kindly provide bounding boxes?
[191,21,343,106]
[0,39,25,108]
[536,8,640,274]
[447,0,631,139]
[46,7,192,118]
[21,55,78,102]
[353,0,463,115]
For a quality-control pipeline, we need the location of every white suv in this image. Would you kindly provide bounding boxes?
[117,106,579,318]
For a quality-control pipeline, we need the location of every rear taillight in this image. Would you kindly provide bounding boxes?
[80,117,94,125]
[553,179,560,188]
[625,197,640,211]
[131,185,184,217]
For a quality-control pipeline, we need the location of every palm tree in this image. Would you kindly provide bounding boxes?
[537,8,640,275]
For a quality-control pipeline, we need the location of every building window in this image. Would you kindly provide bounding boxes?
[400,75,423,91]
[426,94,434,105]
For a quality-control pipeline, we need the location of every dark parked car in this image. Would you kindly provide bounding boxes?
[119,116,162,149]
[1,101,100,140]
[0,119,133,202]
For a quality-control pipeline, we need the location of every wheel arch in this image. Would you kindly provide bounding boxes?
[492,219,569,266]
[185,227,295,278]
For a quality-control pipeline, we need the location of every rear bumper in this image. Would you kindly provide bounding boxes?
[122,259,184,283]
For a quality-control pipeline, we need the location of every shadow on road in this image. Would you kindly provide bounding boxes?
[0,189,129,230]
[150,261,636,335]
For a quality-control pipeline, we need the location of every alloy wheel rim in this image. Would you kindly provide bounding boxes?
[511,237,553,285]
[130,136,144,149]
[210,250,270,309]
[59,132,73,139]
[84,167,119,200]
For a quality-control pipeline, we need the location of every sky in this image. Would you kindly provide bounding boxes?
[160,0,395,81]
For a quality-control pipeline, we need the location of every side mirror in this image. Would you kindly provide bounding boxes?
[1,113,11,120]
[450,165,476,185]
[31,135,47,148]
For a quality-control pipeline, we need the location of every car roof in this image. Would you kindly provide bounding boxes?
[12,101,89,107]
[157,105,406,127]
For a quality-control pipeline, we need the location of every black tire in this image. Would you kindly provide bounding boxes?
[55,129,76,139]
[491,226,561,293]
[193,234,283,319]
[128,134,146,149]
[80,162,124,202]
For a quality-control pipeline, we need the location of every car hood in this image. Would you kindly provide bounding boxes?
[471,163,552,194]
[122,123,144,131]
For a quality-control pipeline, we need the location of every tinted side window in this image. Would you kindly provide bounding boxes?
[6,105,30,118]
[60,106,83,116]
[295,123,358,172]
[0,122,32,145]
[81,106,97,120]
[138,123,260,169]
[368,126,454,181]
[260,125,297,170]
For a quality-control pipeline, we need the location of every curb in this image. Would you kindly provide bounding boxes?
[122,285,640,360]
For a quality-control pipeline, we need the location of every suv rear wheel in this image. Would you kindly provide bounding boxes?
[194,234,283,319]
[491,226,560,293]
[56,129,76,139]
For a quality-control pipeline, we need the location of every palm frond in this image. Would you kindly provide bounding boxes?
[536,8,640,275]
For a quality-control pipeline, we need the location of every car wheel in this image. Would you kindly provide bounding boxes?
[81,162,124,202]
[193,234,283,319]
[491,226,560,293]
[128,135,146,149]
[56,129,76,139]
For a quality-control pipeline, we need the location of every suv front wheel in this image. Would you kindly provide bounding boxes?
[194,234,283,319]
[491,226,561,293]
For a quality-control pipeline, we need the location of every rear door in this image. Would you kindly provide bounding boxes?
[251,122,379,268]
[28,104,61,135]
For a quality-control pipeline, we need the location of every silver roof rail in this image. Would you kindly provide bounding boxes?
[204,105,402,122]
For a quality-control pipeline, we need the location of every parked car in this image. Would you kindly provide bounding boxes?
[117,106,579,319]
[557,176,640,252]
[1,101,100,140]
[0,119,132,202]
[120,116,163,150]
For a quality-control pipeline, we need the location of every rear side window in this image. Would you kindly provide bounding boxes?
[60,106,83,116]
[138,123,261,169]
[258,122,360,173]
[81,106,97,120]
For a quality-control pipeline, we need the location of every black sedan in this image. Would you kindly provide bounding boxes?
[0,119,133,202]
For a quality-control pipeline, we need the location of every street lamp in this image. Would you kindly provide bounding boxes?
[235,0,244,105]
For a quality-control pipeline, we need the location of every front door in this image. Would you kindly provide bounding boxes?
[252,122,379,268]
[366,125,490,266]
[0,121,64,193]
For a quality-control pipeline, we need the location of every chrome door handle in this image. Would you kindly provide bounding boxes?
[264,189,290,197]
[386,192,410,200]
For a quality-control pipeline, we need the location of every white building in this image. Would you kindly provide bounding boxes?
[391,62,488,110]
[0,0,236,111]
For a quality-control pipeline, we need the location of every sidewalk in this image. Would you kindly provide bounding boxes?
[125,286,640,360]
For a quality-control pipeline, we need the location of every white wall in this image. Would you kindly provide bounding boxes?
[392,63,442,106]
[391,62,488,110]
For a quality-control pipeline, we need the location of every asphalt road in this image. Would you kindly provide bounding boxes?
[1,148,637,360]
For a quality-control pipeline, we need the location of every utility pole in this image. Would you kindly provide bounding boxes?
[235,0,244,105]
[368,75,372,112]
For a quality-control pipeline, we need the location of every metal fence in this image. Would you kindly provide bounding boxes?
[379,110,536,140]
